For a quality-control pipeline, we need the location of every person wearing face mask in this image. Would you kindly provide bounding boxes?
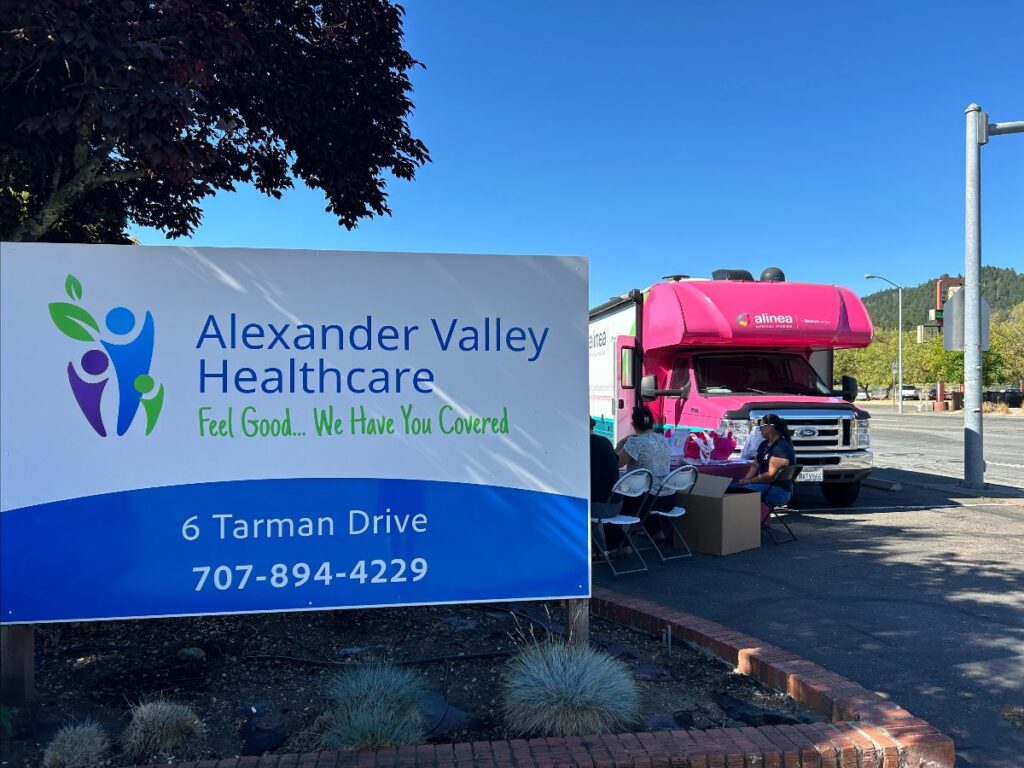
[734,413,796,507]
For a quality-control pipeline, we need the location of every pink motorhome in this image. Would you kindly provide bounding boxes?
[589,269,874,506]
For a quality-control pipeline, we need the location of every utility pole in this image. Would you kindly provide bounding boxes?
[963,105,1024,488]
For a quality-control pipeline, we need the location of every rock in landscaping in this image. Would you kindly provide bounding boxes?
[238,704,288,755]
[712,693,769,726]
[419,691,471,735]
[239,719,287,755]
[762,709,817,726]
[672,710,696,728]
[709,691,818,726]
[176,647,206,663]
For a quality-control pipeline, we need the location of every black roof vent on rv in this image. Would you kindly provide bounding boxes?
[712,269,754,281]
[760,266,786,282]
[662,274,690,282]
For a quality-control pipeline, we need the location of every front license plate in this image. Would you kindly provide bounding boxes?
[797,468,824,482]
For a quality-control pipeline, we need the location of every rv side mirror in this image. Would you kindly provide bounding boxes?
[841,375,858,403]
[640,374,690,401]
[640,375,658,402]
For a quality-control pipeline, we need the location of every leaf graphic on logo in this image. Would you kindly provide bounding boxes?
[49,302,100,342]
[65,274,83,301]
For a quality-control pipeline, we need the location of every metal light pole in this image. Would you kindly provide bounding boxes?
[866,274,903,415]
[963,104,1024,489]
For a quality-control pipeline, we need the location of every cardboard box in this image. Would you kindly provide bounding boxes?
[673,473,761,556]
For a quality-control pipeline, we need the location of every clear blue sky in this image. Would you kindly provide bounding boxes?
[132,1,1024,306]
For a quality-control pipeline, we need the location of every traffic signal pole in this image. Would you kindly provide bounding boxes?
[963,105,1024,489]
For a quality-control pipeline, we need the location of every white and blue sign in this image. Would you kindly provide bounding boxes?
[0,243,590,624]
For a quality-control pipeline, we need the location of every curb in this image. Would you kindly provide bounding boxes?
[900,481,1024,500]
[146,589,956,768]
[868,471,1024,500]
[863,476,902,492]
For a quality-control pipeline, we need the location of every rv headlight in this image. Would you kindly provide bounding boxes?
[856,420,871,448]
[719,418,752,445]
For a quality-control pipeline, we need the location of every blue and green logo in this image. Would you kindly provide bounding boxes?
[49,274,164,436]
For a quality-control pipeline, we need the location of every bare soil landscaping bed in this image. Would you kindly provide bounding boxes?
[1,602,819,766]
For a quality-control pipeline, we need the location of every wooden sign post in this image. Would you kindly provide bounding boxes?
[0,625,34,705]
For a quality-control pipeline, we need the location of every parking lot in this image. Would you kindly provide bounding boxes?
[598,410,1024,768]
[868,408,1024,492]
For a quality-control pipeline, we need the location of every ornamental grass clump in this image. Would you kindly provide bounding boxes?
[122,700,205,762]
[42,722,110,768]
[501,641,640,736]
[321,662,426,750]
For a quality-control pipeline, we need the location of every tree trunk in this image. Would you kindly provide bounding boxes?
[6,139,128,242]
[8,160,103,241]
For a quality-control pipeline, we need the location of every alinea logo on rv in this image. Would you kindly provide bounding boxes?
[741,312,795,326]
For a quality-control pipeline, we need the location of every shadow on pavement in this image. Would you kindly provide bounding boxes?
[869,467,1024,500]
[596,490,1024,768]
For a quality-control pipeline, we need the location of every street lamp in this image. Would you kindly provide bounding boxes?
[866,273,903,414]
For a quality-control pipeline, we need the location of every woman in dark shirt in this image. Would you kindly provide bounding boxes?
[590,418,619,502]
[735,413,796,506]
[590,418,625,553]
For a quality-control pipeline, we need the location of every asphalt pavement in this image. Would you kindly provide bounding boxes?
[596,411,1024,768]
[867,407,1024,492]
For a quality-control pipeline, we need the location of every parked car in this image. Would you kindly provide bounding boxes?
[900,385,920,400]
[927,387,955,401]
[855,390,869,401]
[1000,387,1022,407]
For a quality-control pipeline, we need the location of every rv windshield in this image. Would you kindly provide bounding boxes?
[694,353,831,397]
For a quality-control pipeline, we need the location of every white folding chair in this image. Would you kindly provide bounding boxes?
[638,466,697,561]
[591,469,652,578]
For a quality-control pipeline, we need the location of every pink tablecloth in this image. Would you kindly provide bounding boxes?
[674,459,753,481]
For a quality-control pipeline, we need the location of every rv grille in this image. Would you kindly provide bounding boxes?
[782,415,854,452]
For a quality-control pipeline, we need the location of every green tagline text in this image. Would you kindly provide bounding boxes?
[197,404,510,438]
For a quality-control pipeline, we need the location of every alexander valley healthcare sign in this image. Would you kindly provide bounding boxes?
[0,243,590,623]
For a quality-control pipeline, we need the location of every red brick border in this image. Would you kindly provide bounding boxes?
[154,589,954,768]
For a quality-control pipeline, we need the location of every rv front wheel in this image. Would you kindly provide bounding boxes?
[821,481,861,507]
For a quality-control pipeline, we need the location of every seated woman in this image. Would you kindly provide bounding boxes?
[615,405,672,539]
[734,413,796,509]
[616,405,670,487]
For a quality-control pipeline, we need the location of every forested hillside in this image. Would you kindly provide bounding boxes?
[862,266,1024,331]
